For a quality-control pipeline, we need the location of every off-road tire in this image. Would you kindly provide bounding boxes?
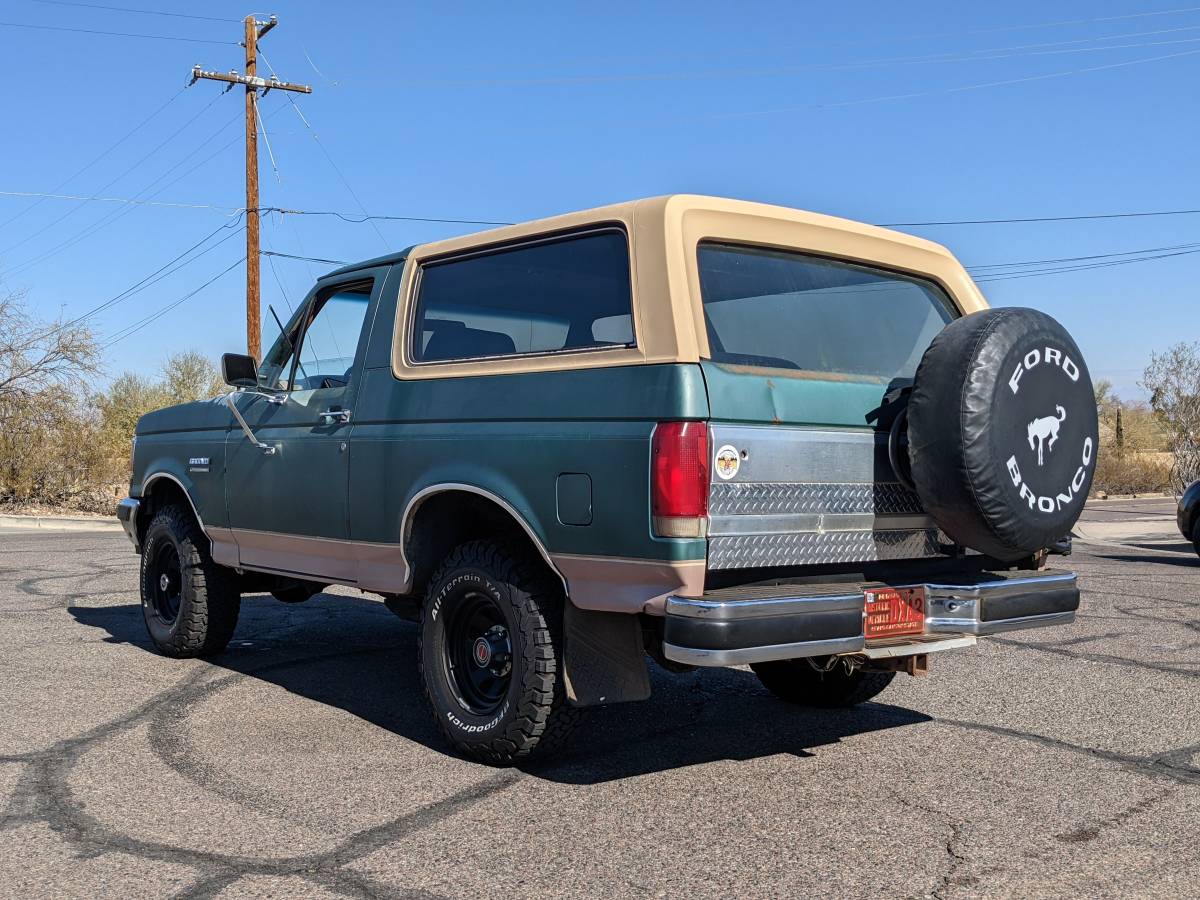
[418,539,582,764]
[751,659,896,708]
[140,504,241,658]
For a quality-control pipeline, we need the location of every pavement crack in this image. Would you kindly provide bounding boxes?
[939,718,1200,786]
[1054,789,1172,845]
[930,820,970,900]
[3,642,517,899]
[990,636,1199,679]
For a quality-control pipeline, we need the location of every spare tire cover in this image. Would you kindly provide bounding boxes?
[908,308,1098,561]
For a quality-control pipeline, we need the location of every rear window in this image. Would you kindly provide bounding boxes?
[413,229,634,363]
[697,242,956,381]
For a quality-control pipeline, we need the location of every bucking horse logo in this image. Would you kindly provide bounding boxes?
[1027,405,1066,466]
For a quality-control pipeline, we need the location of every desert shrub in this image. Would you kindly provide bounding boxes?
[1142,341,1200,494]
[1092,450,1172,496]
[0,348,223,513]
[0,386,114,511]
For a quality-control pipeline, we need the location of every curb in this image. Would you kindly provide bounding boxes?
[0,514,121,533]
[1088,492,1174,502]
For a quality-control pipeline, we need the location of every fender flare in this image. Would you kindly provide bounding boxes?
[398,482,567,594]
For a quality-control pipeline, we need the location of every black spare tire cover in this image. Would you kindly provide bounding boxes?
[908,308,1098,561]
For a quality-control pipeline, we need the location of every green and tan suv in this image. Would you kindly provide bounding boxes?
[118,195,1099,764]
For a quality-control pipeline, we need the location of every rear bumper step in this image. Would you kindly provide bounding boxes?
[661,571,1078,667]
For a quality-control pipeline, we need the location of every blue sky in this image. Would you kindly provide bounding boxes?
[2,0,1197,400]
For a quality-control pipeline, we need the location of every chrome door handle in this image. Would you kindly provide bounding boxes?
[319,408,351,425]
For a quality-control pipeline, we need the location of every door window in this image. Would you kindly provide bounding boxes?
[259,281,373,391]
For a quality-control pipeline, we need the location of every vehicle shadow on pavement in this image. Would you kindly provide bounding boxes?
[1097,549,1198,566]
[70,594,931,784]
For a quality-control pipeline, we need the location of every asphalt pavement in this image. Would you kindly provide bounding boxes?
[1,499,1197,898]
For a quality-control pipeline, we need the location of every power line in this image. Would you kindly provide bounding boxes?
[967,240,1200,268]
[0,19,237,43]
[0,86,186,234]
[878,4,1200,42]
[262,249,348,265]
[0,91,227,263]
[103,256,245,348]
[265,206,515,226]
[692,46,1200,122]
[0,189,237,212]
[55,215,246,334]
[372,27,1200,88]
[883,208,1200,226]
[27,1,240,23]
[5,184,1200,231]
[0,98,289,279]
[259,49,389,252]
[972,247,1200,282]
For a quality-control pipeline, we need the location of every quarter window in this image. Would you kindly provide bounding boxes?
[412,229,634,363]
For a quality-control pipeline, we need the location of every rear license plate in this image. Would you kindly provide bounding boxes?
[864,587,926,639]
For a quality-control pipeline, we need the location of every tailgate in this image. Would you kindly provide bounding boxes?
[702,363,948,571]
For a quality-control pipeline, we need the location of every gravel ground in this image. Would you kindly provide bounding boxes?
[1,505,1197,899]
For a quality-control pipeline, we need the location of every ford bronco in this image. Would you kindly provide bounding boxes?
[117,195,1099,764]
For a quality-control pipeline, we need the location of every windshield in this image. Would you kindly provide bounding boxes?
[697,242,956,382]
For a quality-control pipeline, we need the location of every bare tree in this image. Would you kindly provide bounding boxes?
[1141,341,1200,494]
[0,290,99,401]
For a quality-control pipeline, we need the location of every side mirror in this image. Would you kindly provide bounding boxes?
[221,352,259,388]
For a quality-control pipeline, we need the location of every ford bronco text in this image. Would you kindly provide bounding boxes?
[118,196,1099,764]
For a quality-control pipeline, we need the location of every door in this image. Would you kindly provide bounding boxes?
[225,277,376,581]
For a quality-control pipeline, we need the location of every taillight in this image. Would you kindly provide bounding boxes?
[651,421,709,538]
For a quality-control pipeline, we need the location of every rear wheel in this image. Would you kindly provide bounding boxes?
[140,505,240,658]
[418,539,581,764]
[751,658,895,708]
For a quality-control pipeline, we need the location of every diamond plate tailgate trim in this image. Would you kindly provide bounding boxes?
[709,481,924,517]
[707,528,947,570]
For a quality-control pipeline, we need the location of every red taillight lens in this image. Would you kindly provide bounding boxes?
[651,421,709,537]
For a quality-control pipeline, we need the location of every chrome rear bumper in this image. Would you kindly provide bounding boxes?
[662,571,1078,667]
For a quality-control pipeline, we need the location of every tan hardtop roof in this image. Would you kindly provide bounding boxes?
[329,194,960,278]
[386,193,988,381]
[399,193,957,262]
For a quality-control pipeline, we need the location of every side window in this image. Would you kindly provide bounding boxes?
[259,281,373,390]
[412,229,633,363]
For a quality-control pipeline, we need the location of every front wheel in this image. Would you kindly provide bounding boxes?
[140,505,241,658]
[418,540,581,764]
[751,658,895,708]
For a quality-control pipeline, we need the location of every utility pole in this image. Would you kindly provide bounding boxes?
[190,15,311,361]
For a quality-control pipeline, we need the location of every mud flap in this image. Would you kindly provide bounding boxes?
[562,603,651,707]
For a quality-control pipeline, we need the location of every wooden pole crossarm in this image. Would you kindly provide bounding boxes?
[190,67,312,94]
